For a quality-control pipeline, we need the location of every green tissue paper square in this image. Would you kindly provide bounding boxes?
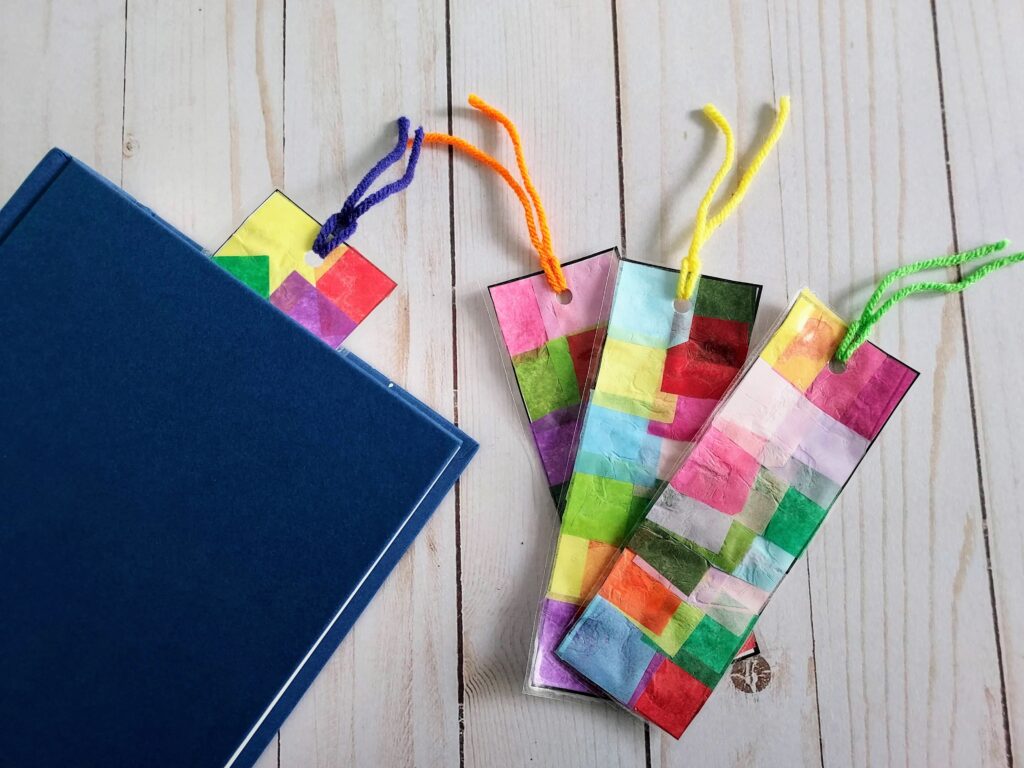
[213,255,271,299]
[512,336,581,421]
[763,487,828,557]
[562,473,636,544]
[694,276,759,325]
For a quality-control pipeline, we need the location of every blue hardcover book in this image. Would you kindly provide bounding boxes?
[0,150,477,768]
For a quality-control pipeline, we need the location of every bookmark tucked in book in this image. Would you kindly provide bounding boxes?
[211,117,424,347]
[0,149,476,768]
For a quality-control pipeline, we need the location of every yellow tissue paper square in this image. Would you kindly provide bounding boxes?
[596,337,667,408]
[215,191,325,293]
[548,533,590,602]
[590,390,677,423]
[760,289,846,390]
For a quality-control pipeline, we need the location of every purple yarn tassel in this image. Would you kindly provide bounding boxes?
[312,116,425,256]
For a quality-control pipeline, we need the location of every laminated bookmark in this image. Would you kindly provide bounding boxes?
[420,96,618,509]
[527,99,790,699]
[556,240,1024,738]
[213,117,422,346]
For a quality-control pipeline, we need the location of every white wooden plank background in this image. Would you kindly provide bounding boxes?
[0,1,1018,766]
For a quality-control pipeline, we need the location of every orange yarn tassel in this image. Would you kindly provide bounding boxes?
[415,96,567,294]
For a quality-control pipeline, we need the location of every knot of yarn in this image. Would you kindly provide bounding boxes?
[313,207,360,254]
[312,116,424,257]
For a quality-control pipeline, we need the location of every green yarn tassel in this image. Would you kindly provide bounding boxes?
[835,239,1024,363]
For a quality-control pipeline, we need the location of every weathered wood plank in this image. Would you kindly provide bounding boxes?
[768,1,1008,765]
[277,1,459,766]
[936,0,1024,763]
[121,0,283,245]
[448,0,647,764]
[0,0,124,192]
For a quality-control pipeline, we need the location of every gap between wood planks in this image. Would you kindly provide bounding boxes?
[443,0,467,766]
[927,1,1014,765]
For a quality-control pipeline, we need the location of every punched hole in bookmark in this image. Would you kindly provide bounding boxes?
[828,357,847,375]
[670,297,695,344]
[673,298,693,314]
[557,289,573,305]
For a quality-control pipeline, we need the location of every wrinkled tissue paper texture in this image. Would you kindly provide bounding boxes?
[489,250,618,508]
[214,191,396,347]
[556,288,916,737]
[529,260,762,697]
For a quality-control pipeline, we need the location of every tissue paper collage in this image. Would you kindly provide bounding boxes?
[529,259,761,696]
[490,250,618,507]
[214,191,396,347]
[556,289,916,737]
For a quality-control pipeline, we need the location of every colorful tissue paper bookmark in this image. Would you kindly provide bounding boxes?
[527,99,790,699]
[556,288,916,736]
[422,96,618,507]
[214,116,423,347]
[528,262,760,696]
[489,251,617,506]
[557,240,1024,738]
[215,192,395,347]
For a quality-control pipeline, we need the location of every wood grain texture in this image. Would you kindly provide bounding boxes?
[448,1,645,765]
[2,1,1021,766]
[121,0,283,245]
[615,2,821,765]
[0,0,124,193]
[768,0,1008,765]
[936,0,1024,762]
[276,1,459,767]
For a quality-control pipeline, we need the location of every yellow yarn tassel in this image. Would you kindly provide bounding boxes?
[677,97,791,301]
